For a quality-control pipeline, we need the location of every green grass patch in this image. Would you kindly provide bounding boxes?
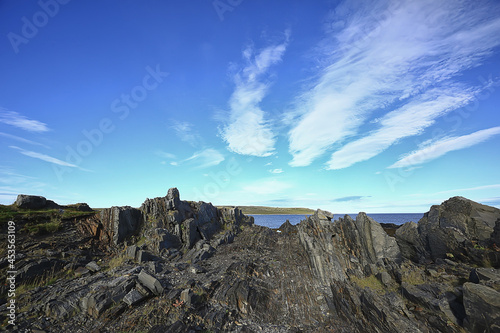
[350,275,385,293]
[106,251,128,272]
[1,204,95,226]
[24,218,61,235]
[401,271,426,285]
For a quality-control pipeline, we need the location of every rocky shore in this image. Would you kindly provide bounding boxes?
[1,189,499,332]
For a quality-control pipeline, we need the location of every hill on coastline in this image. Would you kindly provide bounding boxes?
[217,205,315,215]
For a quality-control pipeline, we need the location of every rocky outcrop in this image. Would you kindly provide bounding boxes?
[142,189,253,251]
[6,193,500,333]
[15,195,47,209]
[99,206,143,245]
[417,196,500,262]
[14,194,93,212]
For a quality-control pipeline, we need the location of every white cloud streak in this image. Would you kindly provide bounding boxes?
[326,87,476,169]
[9,146,81,168]
[269,168,283,174]
[184,148,225,169]
[171,121,203,147]
[288,0,500,168]
[221,36,288,157]
[388,126,500,168]
[0,131,50,148]
[155,150,176,159]
[434,184,500,196]
[0,108,49,132]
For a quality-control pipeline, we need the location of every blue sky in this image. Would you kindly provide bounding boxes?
[1,0,500,213]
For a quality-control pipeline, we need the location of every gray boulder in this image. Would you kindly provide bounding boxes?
[123,289,147,306]
[469,268,500,285]
[15,194,47,209]
[463,282,500,332]
[355,213,402,264]
[395,222,425,262]
[85,261,101,272]
[418,197,500,261]
[138,270,164,295]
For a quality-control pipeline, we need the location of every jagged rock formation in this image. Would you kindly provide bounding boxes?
[2,192,500,332]
[395,196,500,266]
[79,188,253,254]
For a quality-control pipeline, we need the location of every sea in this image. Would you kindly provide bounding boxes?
[251,213,424,229]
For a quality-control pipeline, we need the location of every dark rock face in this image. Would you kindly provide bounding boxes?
[139,188,253,252]
[15,194,47,209]
[395,221,426,263]
[417,196,500,261]
[99,206,143,245]
[299,211,402,282]
[491,218,500,246]
[78,188,254,253]
[463,282,500,332]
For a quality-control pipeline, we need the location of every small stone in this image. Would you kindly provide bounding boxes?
[46,249,59,257]
[136,249,152,263]
[426,269,439,278]
[123,289,147,306]
[189,264,206,274]
[85,261,101,272]
[444,259,457,266]
[126,245,138,259]
[349,256,359,263]
[74,267,90,277]
[138,270,164,295]
[180,288,193,307]
[377,271,393,286]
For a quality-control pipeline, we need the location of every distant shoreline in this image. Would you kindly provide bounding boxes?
[218,205,316,215]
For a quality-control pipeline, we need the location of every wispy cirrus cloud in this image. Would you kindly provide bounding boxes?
[388,126,500,169]
[9,146,87,169]
[0,108,49,132]
[288,0,500,168]
[183,148,225,169]
[269,168,283,174]
[220,34,289,157]
[326,87,476,169]
[171,121,203,147]
[155,150,176,160]
[434,184,500,196]
[0,131,50,148]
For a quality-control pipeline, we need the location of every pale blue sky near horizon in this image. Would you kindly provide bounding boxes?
[1,0,500,213]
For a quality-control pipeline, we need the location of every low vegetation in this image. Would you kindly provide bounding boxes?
[350,275,385,293]
[0,204,94,228]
